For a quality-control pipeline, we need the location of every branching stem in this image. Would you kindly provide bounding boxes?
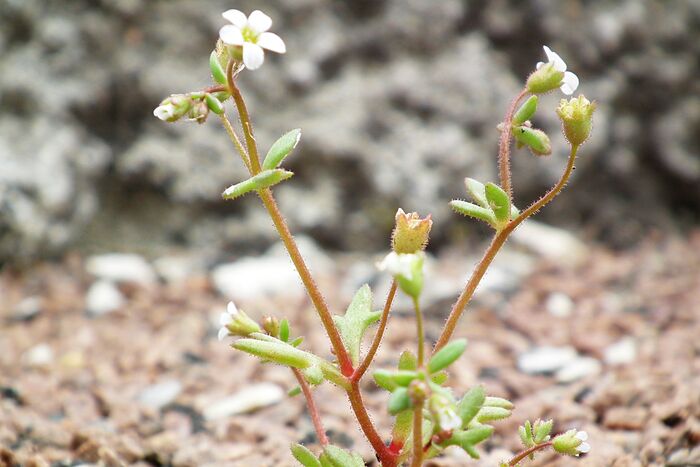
[498,89,529,198]
[507,441,553,466]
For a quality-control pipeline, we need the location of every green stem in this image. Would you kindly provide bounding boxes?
[410,401,424,467]
[292,368,329,446]
[219,114,252,173]
[434,145,579,351]
[352,280,397,383]
[507,441,553,466]
[227,61,262,174]
[413,297,425,367]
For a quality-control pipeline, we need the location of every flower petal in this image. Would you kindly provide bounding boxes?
[543,45,566,72]
[227,301,239,316]
[248,10,272,33]
[153,104,174,120]
[536,61,545,70]
[222,9,247,29]
[257,32,286,53]
[243,42,265,70]
[217,327,229,341]
[560,71,579,95]
[578,442,590,453]
[575,431,588,441]
[219,312,233,327]
[219,25,244,46]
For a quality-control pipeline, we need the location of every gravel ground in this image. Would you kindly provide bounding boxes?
[1,233,699,466]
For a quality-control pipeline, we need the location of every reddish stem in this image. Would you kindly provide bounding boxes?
[292,368,329,446]
[498,89,528,198]
[508,441,553,466]
[347,381,397,467]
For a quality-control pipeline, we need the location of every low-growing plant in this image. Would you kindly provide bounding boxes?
[155,9,594,466]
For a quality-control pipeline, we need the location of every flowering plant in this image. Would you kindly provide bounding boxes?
[155,10,595,465]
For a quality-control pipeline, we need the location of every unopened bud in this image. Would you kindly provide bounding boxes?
[188,100,209,124]
[153,94,192,122]
[392,209,433,254]
[526,63,565,95]
[262,316,280,337]
[552,430,590,457]
[408,380,429,404]
[513,125,552,156]
[557,95,595,146]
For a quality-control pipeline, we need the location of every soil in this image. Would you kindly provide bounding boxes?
[1,233,699,467]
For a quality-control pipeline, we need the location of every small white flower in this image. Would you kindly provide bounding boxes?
[575,431,590,454]
[217,301,239,341]
[219,9,286,70]
[377,252,416,280]
[153,103,176,121]
[438,408,462,432]
[536,45,579,95]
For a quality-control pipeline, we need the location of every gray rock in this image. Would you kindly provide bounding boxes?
[85,254,156,286]
[202,383,285,420]
[137,380,183,410]
[517,346,579,375]
[604,338,637,366]
[511,221,589,266]
[85,280,125,316]
[555,356,602,383]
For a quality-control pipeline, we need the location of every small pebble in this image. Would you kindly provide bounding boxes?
[138,380,183,410]
[518,346,578,374]
[604,338,637,366]
[23,344,54,367]
[85,280,125,316]
[11,296,42,321]
[203,383,284,420]
[545,292,574,317]
[86,253,156,285]
[556,356,602,383]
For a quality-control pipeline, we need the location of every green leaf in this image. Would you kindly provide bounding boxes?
[205,93,224,115]
[484,396,514,410]
[398,350,417,371]
[450,200,497,225]
[388,387,412,415]
[391,409,413,446]
[476,406,511,423]
[464,178,488,207]
[291,444,321,467]
[302,364,324,386]
[431,371,448,385]
[457,386,485,427]
[222,169,294,200]
[373,369,397,392]
[233,337,314,369]
[288,385,302,397]
[392,370,418,387]
[534,419,553,443]
[512,95,538,125]
[456,425,494,446]
[280,319,290,343]
[290,336,304,347]
[485,183,510,225]
[333,285,381,366]
[322,445,364,467]
[210,50,227,85]
[428,339,467,374]
[262,129,302,170]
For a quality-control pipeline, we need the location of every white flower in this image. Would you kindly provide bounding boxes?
[217,301,239,341]
[153,103,176,121]
[575,431,590,454]
[219,9,286,70]
[536,45,579,95]
[377,252,417,280]
[438,407,462,432]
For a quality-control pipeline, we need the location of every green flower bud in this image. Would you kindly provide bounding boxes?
[526,63,565,95]
[513,126,552,156]
[262,316,280,337]
[187,99,209,124]
[533,419,553,443]
[556,95,596,146]
[512,95,538,125]
[552,429,590,456]
[153,94,192,122]
[391,209,433,254]
[407,380,429,405]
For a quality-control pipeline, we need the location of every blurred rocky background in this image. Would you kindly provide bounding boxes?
[1,0,698,263]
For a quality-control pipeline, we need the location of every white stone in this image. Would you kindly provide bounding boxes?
[153,255,202,283]
[85,253,156,285]
[212,256,303,300]
[86,280,125,316]
[545,292,574,317]
[517,346,578,374]
[12,296,42,320]
[203,383,285,420]
[556,356,602,383]
[138,380,183,409]
[511,220,588,265]
[23,343,54,367]
[604,338,637,366]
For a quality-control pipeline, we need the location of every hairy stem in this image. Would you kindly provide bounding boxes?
[347,382,397,467]
[292,368,329,446]
[507,441,553,466]
[227,61,262,174]
[410,401,424,467]
[434,145,579,351]
[352,280,398,383]
[498,89,528,198]
[413,297,425,367]
[219,114,252,173]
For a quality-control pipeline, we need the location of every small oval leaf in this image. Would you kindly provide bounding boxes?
[291,443,322,467]
[262,129,302,170]
[210,50,227,85]
[428,339,467,373]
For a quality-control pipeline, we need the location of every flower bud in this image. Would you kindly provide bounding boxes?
[377,252,425,299]
[187,99,210,124]
[556,95,596,146]
[513,126,552,156]
[552,430,590,456]
[391,209,433,254]
[512,95,538,126]
[526,63,565,95]
[153,94,192,122]
[262,316,280,337]
[429,393,462,432]
[408,379,429,404]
